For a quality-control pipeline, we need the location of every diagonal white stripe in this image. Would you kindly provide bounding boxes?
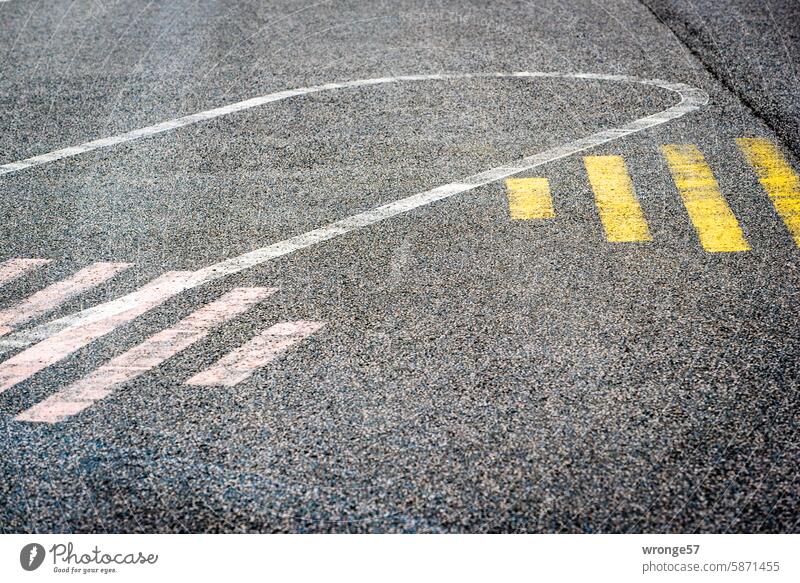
[186,320,324,386]
[0,262,131,333]
[0,72,708,358]
[15,287,276,423]
[0,258,50,288]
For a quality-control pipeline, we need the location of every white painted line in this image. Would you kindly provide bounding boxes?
[15,287,276,423]
[0,262,131,336]
[0,258,50,288]
[186,320,324,386]
[0,271,193,394]
[0,72,706,178]
[0,72,708,359]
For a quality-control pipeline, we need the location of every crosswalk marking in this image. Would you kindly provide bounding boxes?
[0,271,193,395]
[584,155,652,242]
[186,320,324,387]
[504,177,555,219]
[0,262,131,337]
[2,136,798,424]
[0,258,51,288]
[737,138,800,246]
[662,144,750,253]
[15,287,276,423]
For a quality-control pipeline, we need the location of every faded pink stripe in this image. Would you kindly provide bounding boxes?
[16,287,276,423]
[0,271,193,395]
[186,320,324,387]
[0,258,51,287]
[0,262,132,331]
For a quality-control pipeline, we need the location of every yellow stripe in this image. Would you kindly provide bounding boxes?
[584,155,652,242]
[662,144,750,252]
[737,137,800,246]
[504,177,555,219]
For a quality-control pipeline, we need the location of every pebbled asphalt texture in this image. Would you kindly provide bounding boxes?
[642,0,800,158]
[0,0,798,533]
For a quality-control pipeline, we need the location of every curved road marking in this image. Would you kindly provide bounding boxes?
[0,72,708,357]
[0,72,705,177]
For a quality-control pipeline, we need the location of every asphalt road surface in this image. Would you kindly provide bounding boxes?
[0,0,798,533]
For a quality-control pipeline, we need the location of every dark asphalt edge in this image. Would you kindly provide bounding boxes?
[637,0,800,161]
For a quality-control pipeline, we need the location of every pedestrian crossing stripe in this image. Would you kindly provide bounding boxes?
[0,262,131,337]
[584,155,652,242]
[2,137,798,422]
[186,321,325,387]
[15,287,278,423]
[504,177,555,219]
[505,138,798,252]
[662,144,750,252]
[737,138,800,247]
[0,260,325,422]
[0,258,50,288]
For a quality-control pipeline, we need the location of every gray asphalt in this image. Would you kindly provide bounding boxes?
[642,0,800,158]
[0,0,798,533]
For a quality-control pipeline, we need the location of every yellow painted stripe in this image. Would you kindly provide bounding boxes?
[504,177,555,219]
[737,138,800,246]
[662,144,750,252]
[583,155,652,242]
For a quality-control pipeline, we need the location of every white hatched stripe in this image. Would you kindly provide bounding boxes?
[0,271,193,394]
[0,72,707,358]
[0,262,131,334]
[16,287,275,423]
[0,258,50,288]
[186,320,324,386]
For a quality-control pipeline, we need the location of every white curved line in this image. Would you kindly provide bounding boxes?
[0,72,706,176]
[0,72,708,354]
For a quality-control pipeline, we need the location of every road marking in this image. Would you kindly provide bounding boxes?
[662,144,750,253]
[0,72,707,358]
[0,262,131,337]
[186,320,324,387]
[584,155,652,242]
[0,73,706,178]
[0,271,192,394]
[737,138,800,246]
[15,287,275,423]
[504,177,555,219]
[0,258,51,288]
